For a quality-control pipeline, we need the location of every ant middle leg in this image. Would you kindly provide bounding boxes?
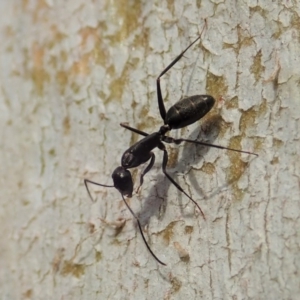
[120,123,148,137]
[160,144,206,219]
[137,152,155,193]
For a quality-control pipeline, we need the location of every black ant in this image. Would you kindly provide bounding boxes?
[84,27,258,266]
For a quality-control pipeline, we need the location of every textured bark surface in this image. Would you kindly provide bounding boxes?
[1,1,299,299]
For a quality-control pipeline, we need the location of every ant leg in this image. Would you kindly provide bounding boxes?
[137,152,155,193]
[121,194,166,266]
[159,145,205,219]
[162,136,258,156]
[84,179,114,202]
[120,123,149,137]
[156,21,207,122]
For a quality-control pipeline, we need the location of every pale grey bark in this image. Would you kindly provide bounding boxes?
[1,1,299,299]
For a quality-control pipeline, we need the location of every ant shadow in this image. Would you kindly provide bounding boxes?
[137,114,224,228]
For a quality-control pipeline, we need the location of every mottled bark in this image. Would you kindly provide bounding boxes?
[1,1,299,299]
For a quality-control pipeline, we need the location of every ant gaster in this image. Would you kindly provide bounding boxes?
[84,25,258,266]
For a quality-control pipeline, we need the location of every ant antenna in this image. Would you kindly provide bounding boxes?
[121,195,166,266]
[84,178,166,265]
[84,179,114,202]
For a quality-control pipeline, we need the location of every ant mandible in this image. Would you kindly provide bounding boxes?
[84,24,258,266]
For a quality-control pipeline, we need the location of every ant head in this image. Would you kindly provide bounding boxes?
[112,166,134,197]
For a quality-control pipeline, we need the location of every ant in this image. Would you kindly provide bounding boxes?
[84,26,258,266]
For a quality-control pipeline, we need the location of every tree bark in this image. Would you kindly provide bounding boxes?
[1,1,299,299]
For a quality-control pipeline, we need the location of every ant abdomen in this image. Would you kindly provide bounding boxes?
[165,95,215,129]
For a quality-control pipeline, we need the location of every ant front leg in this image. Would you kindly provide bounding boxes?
[159,143,206,219]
